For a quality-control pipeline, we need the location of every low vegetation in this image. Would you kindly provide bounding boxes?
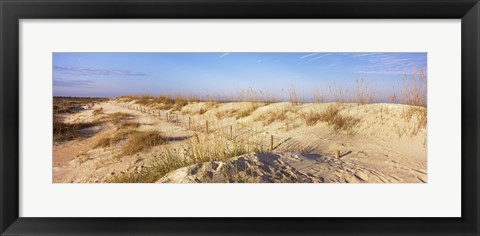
[197,102,218,115]
[255,109,288,125]
[92,108,103,116]
[93,130,131,149]
[54,105,133,143]
[53,118,100,142]
[118,95,190,111]
[235,104,261,119]
[399,69,427,136]
[107,128,269,183]
[118,121,141,129]
[401,106,427,136]
[303,105,360,133]
[98,112,131,123]
[215,108,239,119]
[53,96,107,115]
[303,110,323,126]
[95,128,168,160]
[121,131,168,156]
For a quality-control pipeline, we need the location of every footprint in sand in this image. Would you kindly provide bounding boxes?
[354,170,369,182]
[388,175,403,182]
[411,168,427,175]
[416,173,427,183]
[345,175,361,183]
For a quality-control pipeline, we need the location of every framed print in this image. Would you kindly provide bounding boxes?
[1,0,479,235]
[51,51,429,184]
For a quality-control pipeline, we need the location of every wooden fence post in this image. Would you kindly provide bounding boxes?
[206,120,209,134]
[335,150,340,159]
[270,135,274,151]
[188,117,191,130]
[230,126,233,140]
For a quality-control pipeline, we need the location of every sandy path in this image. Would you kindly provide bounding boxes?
[53,101,195,183]
[53,127,113,168]
[53,126,117,182]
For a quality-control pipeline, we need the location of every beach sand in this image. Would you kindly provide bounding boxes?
[53,98,427,183]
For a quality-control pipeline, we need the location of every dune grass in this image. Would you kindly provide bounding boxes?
[399,69,428,135]
[53,96,107,115]
[303,110,323,126]
[53,119,100,142]
[235,103,261,119]
[95,129,167,154]
[119,95,190,111]
[93,130,131,149]
[120,131,168,156]
[197,102,218,115]
[402,106,427,136]
[215,108,240,119]
[302,104,360,133]
[255,109,288,125]
[118,121,141,129]
[106,128,269,183]
[54,112,134,143]
[92,107,103,116]
[93,122,140,148]
[98,112,131,123]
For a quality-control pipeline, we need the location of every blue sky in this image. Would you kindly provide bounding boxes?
[53,52,427,101]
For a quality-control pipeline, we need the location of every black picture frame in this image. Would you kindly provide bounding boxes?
[1,0,479,235]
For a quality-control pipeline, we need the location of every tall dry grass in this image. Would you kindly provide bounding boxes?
[121,131,167,156]
[399,68,428,135]
[53,96,107,115]
[107,128,268,183]
[94,129,167,157]
[302,104,359,133]
[254,109,288,125]
[116,67,425,106]
[401,68,427,107]
[53,117,100,142]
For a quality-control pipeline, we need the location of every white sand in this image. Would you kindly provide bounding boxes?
[53,99,427,183]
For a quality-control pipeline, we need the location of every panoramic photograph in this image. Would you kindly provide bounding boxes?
[53,52,427,183]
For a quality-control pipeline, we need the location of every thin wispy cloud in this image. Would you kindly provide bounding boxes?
[350,53,386,58]
[307,53,332,62]
[53,78,95,87]
[53,66,147,76]
[352,53,426,74]
[219,53,230,58]
[355,70,405,75]
[299,53,318,59]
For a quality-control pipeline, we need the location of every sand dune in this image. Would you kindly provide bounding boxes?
[53,98,427,183]
[158,152,425,183]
